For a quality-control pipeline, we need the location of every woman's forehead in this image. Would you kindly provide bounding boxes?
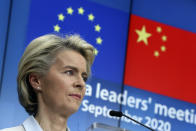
[54,50,87,72]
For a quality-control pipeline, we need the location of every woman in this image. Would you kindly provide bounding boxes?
[1,34,95,131]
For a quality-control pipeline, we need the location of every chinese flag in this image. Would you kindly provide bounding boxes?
[124,14,196,104]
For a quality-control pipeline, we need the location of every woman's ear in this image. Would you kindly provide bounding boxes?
[29,73,42,91]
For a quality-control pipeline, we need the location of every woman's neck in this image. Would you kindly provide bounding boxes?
[35,106,68,131]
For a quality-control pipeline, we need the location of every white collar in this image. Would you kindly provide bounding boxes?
[22,116,70,131]
[22,116,43,131]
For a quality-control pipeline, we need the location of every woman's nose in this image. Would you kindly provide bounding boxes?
[74,76,85,89]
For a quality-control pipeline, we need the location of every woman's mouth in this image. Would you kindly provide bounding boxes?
[69,94,81,100]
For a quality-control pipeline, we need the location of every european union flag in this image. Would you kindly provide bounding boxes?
[26,0,129,84]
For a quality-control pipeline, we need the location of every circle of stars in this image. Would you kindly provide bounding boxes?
[53,6,103,56]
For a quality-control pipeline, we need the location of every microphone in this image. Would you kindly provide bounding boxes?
[109,110,123,117]
[109,110,155,131]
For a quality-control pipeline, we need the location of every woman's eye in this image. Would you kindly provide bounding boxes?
[65,70,74,75]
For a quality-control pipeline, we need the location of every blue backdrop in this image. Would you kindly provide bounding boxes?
[1,0,196,131]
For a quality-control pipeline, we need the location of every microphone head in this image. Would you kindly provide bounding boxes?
[109,110,123,117]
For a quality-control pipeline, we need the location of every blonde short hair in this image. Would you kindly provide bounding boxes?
[17,34,95,115]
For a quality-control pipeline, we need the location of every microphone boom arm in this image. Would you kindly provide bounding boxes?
[122,114,154,131]
[109,110,155,131]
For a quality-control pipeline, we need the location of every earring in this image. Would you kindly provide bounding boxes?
[37,87,40,90]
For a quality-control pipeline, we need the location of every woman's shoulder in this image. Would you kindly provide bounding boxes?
[0,126,25,131]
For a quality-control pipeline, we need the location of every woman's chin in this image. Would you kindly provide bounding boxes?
[64,105,80,115]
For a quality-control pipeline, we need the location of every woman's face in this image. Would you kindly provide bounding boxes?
[39,49,87,116]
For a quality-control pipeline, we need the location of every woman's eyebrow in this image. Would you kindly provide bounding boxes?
[63,65,78,71]
[64,65,87,75]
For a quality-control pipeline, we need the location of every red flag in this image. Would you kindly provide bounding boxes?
[124,14,196,104]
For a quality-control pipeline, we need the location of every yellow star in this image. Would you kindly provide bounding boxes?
[96,37,102,44]
[95,24,101,32]
[157,26,162,33]
[135,25,152,45]
[94,48,98,55]
[67,7,74,15]
[154,51,159,58]
[161,45,166,52]
[88,14,95,21]
[78,7,84,15]
[162,35,167,42]
[54,24,60,32]
[58,13,65,21]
